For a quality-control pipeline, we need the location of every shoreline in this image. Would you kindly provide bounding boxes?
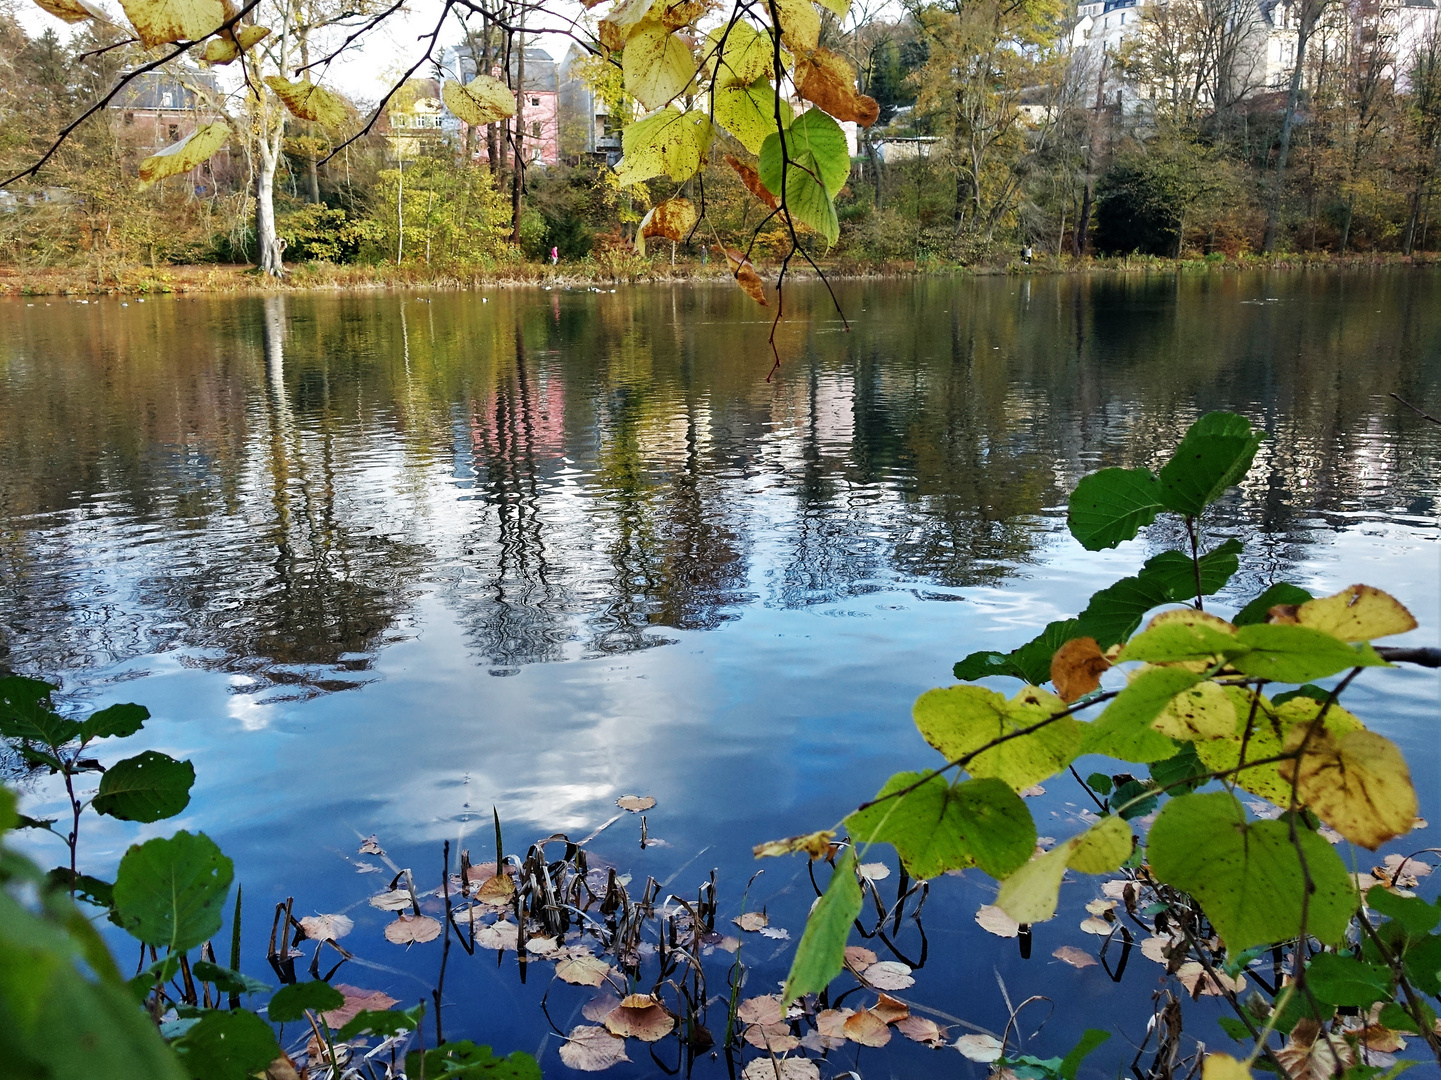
[2,250,1438,297]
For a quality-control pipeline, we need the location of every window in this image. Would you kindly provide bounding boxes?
[168,124,179,141]
[529,96,540,107]
[531,121,542,137]
[161,92,173,108]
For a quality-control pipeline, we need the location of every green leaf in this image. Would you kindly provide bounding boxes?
[1231,624,1388,682]
[1059,1030,1110,1080]
[1234,583,1313,626]
[1117,621,1245,664]
[995,816,1132,923]
[1086,772,1114,795]
[1141,539,1245,600]
[1271,684,1331,706]
[1148,744,1205,794]
[613,107,712,186]
[79,703,149,744]
[171,1009,281,1080]
[1378,1001,1435,1036]
[1111,778,1157,820]
[45,868,114,909]
[1305,953,1393,1007]
[0,786,15,833]
[622,21,696,111]
[1156,412,1265,516]
[112,831,233,953]
[1148,792,1357,950]
[338,1004,426,1041]
[190,961,270,996]
[1402,933,1441,995]
[1080,667,1196,762]
[268,979,345,1022]
[845,774,1035,879]
[781,848,861,1003]
[405,1041,542,1080]
[713,79,790,154]
[92,751,195,823]
[1366,886,1441,938]
[1067,467,1163,550]
[760,107,849,196]
[914,685,1083,791]
[954,649,1029,682]
[0,675,80,748]
[1217,1017,1253,1042]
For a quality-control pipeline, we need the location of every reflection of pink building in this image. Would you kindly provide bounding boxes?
[444,45,561,167]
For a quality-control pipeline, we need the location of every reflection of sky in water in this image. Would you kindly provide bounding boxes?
[1,272,1439,1076]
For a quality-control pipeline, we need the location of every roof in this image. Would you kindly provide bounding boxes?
[109,70,219,112]
[450,43,558,94]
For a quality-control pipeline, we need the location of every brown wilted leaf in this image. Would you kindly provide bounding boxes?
[32,0,107,23]
[843,1007,892,1046]
[753,830,835,859]
[556,954,613,987]
[714,247,767,306]
[558,1025,630,1071]
[477,872,516,904]
[319,985,397,1029]
[1175,961,1245,997]
[1140,935,1180,965]
[736,995,784,1026]
[743,1021,800,1052]
[858,862,891,881]
[474,919,519,951]
[603,994,675,1041]
[1051,637,1111,702]
[844,946,877,971]
[639,197,697,245]
[896,1015,948,1046]
[1053,945,1098,969]
[801,1029,847,1052]
[871,993,909,1024]
[384,914,441,945]
[617,794,655,812]
[815,1008,853,1039]
[725,154,779,209]
[859,960,913,990]
[582,991,622,1022]
[299,914,353,943]
[740,1058,818,1080]
[1276,1018,1354,1080]
[368,889,413,912]
[1268,584,1417,642]
[793,47,880,126]
[359,834,384,855]
[264,1054,302,1080]
[975,905,1020,938]
[733,911,768,932]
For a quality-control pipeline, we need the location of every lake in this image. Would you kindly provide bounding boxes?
[2,270,1439,1076]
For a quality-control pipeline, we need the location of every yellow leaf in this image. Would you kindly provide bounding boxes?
[706,20,778,86]
[1203,1054,1253,1080]
[913,684,1083,793]
[1146,608,1238,633]
[995,817,1132,923]
[813,0,848,16]
[236,24,269,49]
[138,121,230,186]
[264,77,349,128]
[613,107,711,185]
[1281,725,1417,849]
[201,24,268,64]
[713,79,791,154]
[769,0,819,50]
[793,47,878,126]
[656,0,711,29]
[622,20,696,111]
[31,0,107,24]
[752,829,835,859]
[118,0,226,47]
[1050,637,1110,703]
[634,196,697,254]
[598,0,658,52]
[1269,584,1417,642]
[1151,679,1236,741]
[442,75,516,125]
[716,247,767,306]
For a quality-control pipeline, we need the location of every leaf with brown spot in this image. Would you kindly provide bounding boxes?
[793,47,879,126]
[715,247,767,306]
[896,1015,948,1046]
[736,995,784,1025]
[477,872,515,904]
[871,993,909,1024]
[635,196,697,254]
[138,122,230,186]
[1050,637,1111,702]
[1053,945,1097,968]
[843,1007,891,1046]
[559,1025,631,1071]
[298,914,353,943]
[603,994,675,1041]
[319,985,398,1030]
[733,911,768,931]
[1281,725,1418,849]
[117,0,225,46]
[263,77,349,128]
[1268,584,1417,642]
[1175,961,1245,997]
[726,154,779,209]
[617,794,655,812]
[384,914,441,945]
[32,0,108,24]
[743,1022,800,1051]
[556,954,613,987]
[754,829,834,858]
[843,945,877,971]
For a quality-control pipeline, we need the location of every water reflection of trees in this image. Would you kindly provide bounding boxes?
[0,272,1438,690]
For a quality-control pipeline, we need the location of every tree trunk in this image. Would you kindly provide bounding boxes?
[1076,181,1093,256]
[1339,194,1354,253]
[256,150,284,276]
[1263,8,1318,254]
[307,156,320,203]
[511,31,526,245]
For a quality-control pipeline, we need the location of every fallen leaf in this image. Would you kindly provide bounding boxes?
[896,1015,949,1046]
[617,795,655,812]
[582,991,621,1022]
[1101,879,1132,899]
[740,1059,818,1080]
[1175,961,1245,997]
[744,1021,800,1052]
[871,993,909,1024]
[556,954,613,987]
[816,1008,854,1038]
[801,1029,847,1052]
[843,1007,892,1046]
[1051,637,1112,702]
[759,926,790,940]
[1086,899,1117,916]
[559,1025,630,1071]
[1080,917,1113,936]
[754,830,835,859]
[1020,785,1047,798]
[299,914,353,943]
[358,835,384,855]
[477,873,515,904]
[1141,936,1179,965]
[474,920,519,951]
[603,994,675,1041]
[737,995,784,1026]
[844,945,878,971]
[955,1033,1006,1062]
[858,862,891,881]
[733,911,768,932]
[263,1053,301,1080]
[319,985,397,1030]
[1053,945,1098,969]
[526,936,559,956]
[384,914,441,945]
[707,935,740,954]
[975,905,1020,938]
[368,889,412,912]
[1276,1018,1354,1080]
[859,960,914,990]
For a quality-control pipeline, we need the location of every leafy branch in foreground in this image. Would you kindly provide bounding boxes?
[767,410,1440,1079]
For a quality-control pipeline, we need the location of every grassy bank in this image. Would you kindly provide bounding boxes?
[3,249,1440,297]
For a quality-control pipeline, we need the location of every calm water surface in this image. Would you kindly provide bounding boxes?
[2,271,1440,1076]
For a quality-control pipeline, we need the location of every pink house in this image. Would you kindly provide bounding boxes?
[445,45,561,168]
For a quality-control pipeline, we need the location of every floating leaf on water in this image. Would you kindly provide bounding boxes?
[706,935,740,954]
[955,1033,1006,1062]
[355,862,382,874]
[896,1015,949,1046]
[974,904,1020,938]
[319,986,398,1030]
[617,794,655,812]
[384,914,441,945]
[1053,945,1098,969]
[558,1025,630,1071]
[843,945,877,971]
[1267,584,1417,642]
[1175,961,1245,997]
[816,1008,854,1040]
[1085,898,1116,916]
[526,936,559,955]
[858,960,913,991]
[358,836,383,855]
[299,914,353,943]
[369,889,412,911]
[754,830,835,859]
[801,1029,847,1052]
[857,862,890,881]
[1020,785,1046,798]
[1079,917,1113,936]
[871,993,909,1024]
[740,1058,818,1080]
[759,926,790,940]
[474,920,519,951]
[737,995,784,1026]
[744,1021,799,1052]
[583,991,622,1022]
[477,872,516,904]
[1140,935,1179,965]
[733,911,768,932]
[556,954,613,987]
[843,1007,891,1046]
[1276,1018,1355,1080]
[603,995,675,1041]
